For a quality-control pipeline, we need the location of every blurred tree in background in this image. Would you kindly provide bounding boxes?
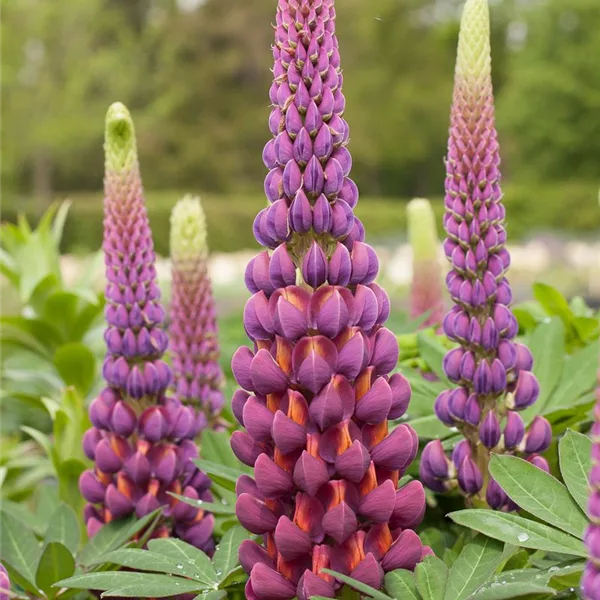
[1,0,599,208]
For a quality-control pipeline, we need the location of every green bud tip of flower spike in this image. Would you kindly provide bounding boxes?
[104,102,138,173]
[455,0,491,94]
[407,198,440,263]
[170,195,208,263]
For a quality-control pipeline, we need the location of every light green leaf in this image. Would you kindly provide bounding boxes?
[415,556,448,600]
[405,415,454,440]
[78,509,163,567]
[53,342,96,394]
[384,569,421,600]
[448,510,587,557]
[469,581,556,599]
[212,526,249,581]
[321,569,393,599]
[489,455,588,539]
[533,283,572,323]
[193,459,245,493]
[147,538,217,586]
[192,592,227,600]
[56,572,202,597]
[521,317,564,420]
[559,429,592,515]
[45,504,80,554]
[444,535,504,600]
[0,510,42,591]
[36,542,75,599]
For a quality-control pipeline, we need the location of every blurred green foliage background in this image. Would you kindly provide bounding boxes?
[2,0,599,251]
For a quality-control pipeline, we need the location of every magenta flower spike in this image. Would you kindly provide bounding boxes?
[232,3,426,599]
[582,368,600,599]
[169,195,225,425]
[419,0,550,507]
[79,103,214,553]
[407,198,445,328]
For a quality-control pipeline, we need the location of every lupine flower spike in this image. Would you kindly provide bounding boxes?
[582,363,600,598]
[0,564,9,600]
[170,195,225,426]
[407,198,445,328]
[419,0,551,508]
[231,2,428,599]
[79,103,215,552]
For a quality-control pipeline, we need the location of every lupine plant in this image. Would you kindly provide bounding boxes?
[78,103,215,552]
[0,564,9,600]
[169,195,225,426]
[230,1,427,598]
[582,367,600,598]
[419,0,552,508]
[407,198,445,328]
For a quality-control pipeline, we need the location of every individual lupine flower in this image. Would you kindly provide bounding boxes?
[232,2,427,599]
[0,564,9,600]
[79,103,214,553]
[582,368,600,599]
[169,195,225,424]
[419,0,550,508]
[407,198,445,328]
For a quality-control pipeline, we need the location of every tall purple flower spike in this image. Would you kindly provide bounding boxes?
[170,195,225,426]
[419,0,551,508]
[232,2,427,599]
[78,103,215,553]
[582,366,600,599]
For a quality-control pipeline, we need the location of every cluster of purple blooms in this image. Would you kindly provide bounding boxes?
[418,0,551,510]
[230,1,429,599]
[78,104,215,553]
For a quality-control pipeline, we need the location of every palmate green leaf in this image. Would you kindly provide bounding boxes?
[0,509,42,592]
[558,429,592,515]
[405,415,454,441]
[36,542,75,599]
[169,492,236,516]
[91,548,214,584]
[417,333,450,383]
[200,430,251,473]
[44,504,80,554]
[193,459,245,493]
[78,508,163,566]
[415,556,448,600]
[384,569,420,600]
[212,526,249,581]
[56,572,202,598]
[146,538,217,586]
[546,340,599,411]
[533,283,572,324]
[488,455,588,539]
[321,569,393,600]
[521,317,564,422]
[443,535,504,600]
[448,510,587,557]
[53,342,97,395]
[468,581,556,599]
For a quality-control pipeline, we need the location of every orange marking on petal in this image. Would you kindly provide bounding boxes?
[277,555,296,581]
[149,478,162,496]
[275,337,293,376]
[344,533,366,572]
[338,421,353,455]
[256,340,271,351]
[274,448,296,472]
[358,462,378,497]
[363,421,388,448]
[137,439,151,455]
[306,433,321,458]
[288,390,309,426]
[267,392,284,413]
[378,468,399,488]
[97,470,112,486]
[355,366,375,401]
[265,533,278,560]
[312,545,333,583]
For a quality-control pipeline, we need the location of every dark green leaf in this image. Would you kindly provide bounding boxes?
[36,542,75,599]
[45,504,80,554]
[321,569,393,599]
[193,459,244,493]
[53,342,96,394]
[384,569,420,600]
[146,538,217,585]
[415,556,448,600]
[489,455,588,538]
[0,510,42,592]
[558,429,592,515]
[56,572,202,597]
[212,526,249,581]
[200,430,251,473]
[78,509,163,567]
[444,535,504,600]
[448,510,587,557]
